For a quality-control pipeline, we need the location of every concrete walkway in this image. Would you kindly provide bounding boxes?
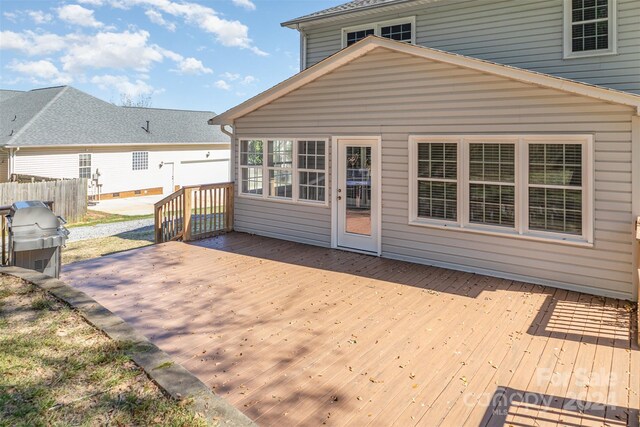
[91,194,164,216]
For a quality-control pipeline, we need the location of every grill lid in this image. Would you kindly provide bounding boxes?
[9,201,60,230]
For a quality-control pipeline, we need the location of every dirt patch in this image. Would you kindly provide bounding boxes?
[0,274,208,426]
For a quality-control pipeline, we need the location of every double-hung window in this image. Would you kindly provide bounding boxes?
[342,17,416,47]
[564,0,616,58]
[239,138,328,204]
[79,154,91,179]
[409,135,592,244]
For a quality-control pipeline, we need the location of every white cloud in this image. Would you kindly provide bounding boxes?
[220,72,240,81]
[214,80,231,90]
[145,9,176,31]
[78,0,105,5]
[110,0,267,55]
[91,74,155,96]
[0,31,67,56]
[61,30,164,72]
[3,12,18,23]
[27,10,53,24]
[175,57,212,75]
[8,60,72,85]
[241,75,256,85]
[58,4,104,28]
[232,0,256,11]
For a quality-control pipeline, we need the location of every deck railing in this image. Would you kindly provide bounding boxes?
[0,201,54,265]
[154,182,234,244]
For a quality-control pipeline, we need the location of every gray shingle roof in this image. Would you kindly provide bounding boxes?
[0,90,24,103]
[281,0,414,27]
[0,86,228,148]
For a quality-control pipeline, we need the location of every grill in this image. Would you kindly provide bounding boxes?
[7,201,69,278]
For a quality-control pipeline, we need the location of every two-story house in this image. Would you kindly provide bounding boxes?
[210,0,640,302]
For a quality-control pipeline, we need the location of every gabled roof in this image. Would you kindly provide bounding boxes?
[0,86,229,148]
[209,36,640,126]
[282,0,424,28]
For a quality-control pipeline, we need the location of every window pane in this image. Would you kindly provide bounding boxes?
[468,143,515,184]
[268,140,293,168]
[468,183,515,227]
[571,0,609,52]
[346,28,374,46]
[529,144,582,186]
[240,140,263,166]
[269,169,292,198]
[241,167,263,195]
[417,143,457,180]
[79,154,91,179]
[299,171,326,202]
[529,188,582,235]
[417,181,457,221]
[380,23,412,42]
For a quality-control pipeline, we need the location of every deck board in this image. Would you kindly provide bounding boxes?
[61,232,639,426]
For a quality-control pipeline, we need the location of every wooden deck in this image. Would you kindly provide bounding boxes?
[62,232,639,426]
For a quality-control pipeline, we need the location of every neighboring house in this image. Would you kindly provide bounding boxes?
[210,0,640,302]
[0,86,230,199]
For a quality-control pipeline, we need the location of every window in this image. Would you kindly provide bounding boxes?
[240,139,264,195]
[409,135,593,244]
[239,138,328,204]
[528,144,583,235]
[416,142,457,221]
[79,154,91,179]
[298,140,326,202]
[132,151,148,170]
[468,143,515,227]
[342,17,415,48]
[564,0,616,58]
[268,139,293,198]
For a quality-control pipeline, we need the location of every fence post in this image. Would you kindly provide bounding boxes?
[183,188,192,242]
[227,184,234,231]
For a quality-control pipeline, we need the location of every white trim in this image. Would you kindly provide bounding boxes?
[237,137,330,207]
[632,115,640,302]
[210,37,640,126]
[331,135,382,255]
[340,16,416,49]
[408,134,594,246]
[563,0,617,59]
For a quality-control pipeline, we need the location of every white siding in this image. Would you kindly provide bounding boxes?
[14,145,230,194]
[0,150,9,182]
[303,0,640,94]
[234,48,637,300]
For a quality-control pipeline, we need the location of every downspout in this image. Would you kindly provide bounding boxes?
[8,147,19,181]
[220,124,235,184]
[297,24,307,71]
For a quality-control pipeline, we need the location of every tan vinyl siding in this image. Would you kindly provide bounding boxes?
[0,151,9,182]
[303,0,640,94]
[235,47,637,300]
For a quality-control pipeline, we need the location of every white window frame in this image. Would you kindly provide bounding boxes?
[409,135,594,246]
[563,0,617,59]
[78,153,91,179]
[238,137,329,206]
[132,151,149,171]
[341,16,416,49]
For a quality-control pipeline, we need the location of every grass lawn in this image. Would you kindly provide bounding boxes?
[0,274,208,426]
[67,210,153,229]
[62,228,154,265]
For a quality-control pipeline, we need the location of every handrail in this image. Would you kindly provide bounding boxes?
[154,183,234,244]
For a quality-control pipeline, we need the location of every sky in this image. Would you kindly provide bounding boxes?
[0,0,343,113]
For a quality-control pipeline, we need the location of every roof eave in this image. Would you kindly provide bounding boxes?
[281,0,418,28]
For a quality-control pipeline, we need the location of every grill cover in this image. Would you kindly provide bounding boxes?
[8,201,69,250]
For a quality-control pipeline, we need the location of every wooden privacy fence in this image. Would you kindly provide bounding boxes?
[0,179,88,224]
[154,182,234,243]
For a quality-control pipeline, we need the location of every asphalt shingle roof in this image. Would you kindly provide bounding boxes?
[282,0,413,26]
[0,86,228,148]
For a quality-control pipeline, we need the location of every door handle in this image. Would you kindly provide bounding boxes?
[337,196,342,200]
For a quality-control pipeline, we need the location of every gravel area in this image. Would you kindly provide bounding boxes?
[67,218,154,242]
